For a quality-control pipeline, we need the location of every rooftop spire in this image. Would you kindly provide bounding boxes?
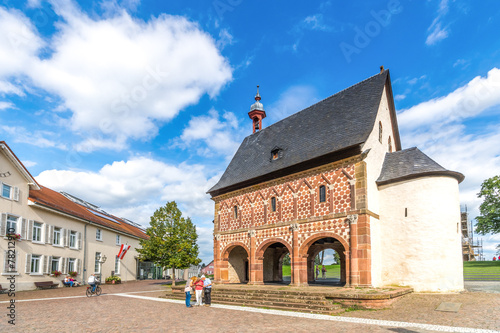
[248,85,266,133]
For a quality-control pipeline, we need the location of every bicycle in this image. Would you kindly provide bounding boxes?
[86,282,102,297]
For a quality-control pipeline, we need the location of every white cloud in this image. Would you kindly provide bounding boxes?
[398,67,500,259]
[178,109,242,157]
[0,101,15,110]
[0,1,233,152]
[22,160,37,167]
[398,68,500,130]
[36,156,217,262]
[1,125,68,149]
[26,0,42,9]
[0,81,25,96]
[425,0,450,45]
[302,14,332,32]
[268,85,319,122]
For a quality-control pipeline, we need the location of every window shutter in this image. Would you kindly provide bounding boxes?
[20,218,27,239]
[77,232,82,250]
[43,255,51,274]
[25,254,32,274]
[48,225,54,244]
[61,257,67,274]
[0,213,6,237]
[27,220,34,241]
[76,259,81,276]
[13,186,19,201]
[62,229,68,247]
[45,224,50,244]
[3,251,9,273]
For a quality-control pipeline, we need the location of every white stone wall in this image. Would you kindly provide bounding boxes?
[378,176,464,291]
[228,246,247,283]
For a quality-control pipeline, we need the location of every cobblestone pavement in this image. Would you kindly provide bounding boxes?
[1,280,499,333]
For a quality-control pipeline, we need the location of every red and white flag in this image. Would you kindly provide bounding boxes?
[117,244,131,259]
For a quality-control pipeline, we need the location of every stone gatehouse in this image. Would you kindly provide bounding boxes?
[208,69,465,291]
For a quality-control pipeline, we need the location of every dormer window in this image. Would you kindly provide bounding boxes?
[271,147,282,161]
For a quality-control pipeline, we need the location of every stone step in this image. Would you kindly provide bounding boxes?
[204,300,345,315]
[213,292,327,301]
[213,289,326,297]
[211,294,331,305]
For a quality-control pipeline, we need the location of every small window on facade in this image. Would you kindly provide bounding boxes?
[6,215,18,235]
[319,185,326,203]
[96,229,102,241]
[31,255,41,274]
[379,121,383,143]
[53,227,61,246]
[388,136,392,152]
[51,257,60,273]
[95,252,101,273]
[234,206,238,219]
[116,234,121,245]
[271,197,276,212]
[115,256,120,275]
[2,183,11,199]
[69,231,77,248]
[32,222,42,242]
[68,258,76,273]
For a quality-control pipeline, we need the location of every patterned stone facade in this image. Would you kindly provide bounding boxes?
[212,156,373,286]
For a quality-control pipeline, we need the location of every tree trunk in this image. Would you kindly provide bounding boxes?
[320,250,325,265]
[172,267,176,286]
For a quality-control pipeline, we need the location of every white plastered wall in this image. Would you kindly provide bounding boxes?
[360,85,397,287]
[378,176,464,291]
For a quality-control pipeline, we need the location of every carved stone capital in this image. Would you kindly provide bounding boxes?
[290,223,300,232]
[248,229,256,238]
[214,234,222,241]
[292,192,299,198]
[309,189,316,195]
[347,214,358,225]
[327,184,335,190]
[348,179,356,186]
[250,202,255,208]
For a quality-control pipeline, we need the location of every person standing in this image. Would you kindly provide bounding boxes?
[202,275,212,307]
[321,265,326,279]
[184,277,195,308]
[315,266,320,280]
[194,277,204,306]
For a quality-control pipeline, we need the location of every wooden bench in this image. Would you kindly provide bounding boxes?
[34,281,59,289]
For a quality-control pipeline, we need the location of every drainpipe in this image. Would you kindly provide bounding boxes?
[83,223,88,285]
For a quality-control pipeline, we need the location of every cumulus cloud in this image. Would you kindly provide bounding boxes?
[0,1,232,151]
[0,102,16,110]
[398,68,500,130]
[398,67,500,259]
[177,109,242,157]
[36,156,217,262]
[1,125,67,149]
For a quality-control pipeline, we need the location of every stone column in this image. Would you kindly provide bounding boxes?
[248,230,263,284]
[348,214,359,286]
[290,223,306,286]
[213,234,223,283]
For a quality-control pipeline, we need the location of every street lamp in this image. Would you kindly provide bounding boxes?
[98,254,107,283]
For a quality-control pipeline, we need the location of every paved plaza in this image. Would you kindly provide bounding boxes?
[1,280,499,332]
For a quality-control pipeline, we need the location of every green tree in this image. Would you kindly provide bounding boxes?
[476,176,500,236]
[137,201,201,286]
[333,251,340,265]
[282,253,290,265]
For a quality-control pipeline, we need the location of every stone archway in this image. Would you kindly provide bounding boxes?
[255,238,293,284]
[299,232,350,286]
[221,243,250,283]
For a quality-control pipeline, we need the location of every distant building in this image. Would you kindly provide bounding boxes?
[0,141,148,291]
[201,261,214,275]
[208,69,465,292]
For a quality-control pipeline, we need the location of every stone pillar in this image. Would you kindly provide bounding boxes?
[357,214,371,286]
[348,214,359,286]
[214,234,222,283]
[248,230,263,284]
[290,223,306,286]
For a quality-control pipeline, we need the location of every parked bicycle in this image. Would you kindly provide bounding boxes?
[86,282,102,297]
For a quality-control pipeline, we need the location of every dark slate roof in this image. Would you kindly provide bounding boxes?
[209,70,394,196]
[376,147,464,185]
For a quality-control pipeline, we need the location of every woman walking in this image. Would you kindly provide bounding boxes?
[184,277,196,308]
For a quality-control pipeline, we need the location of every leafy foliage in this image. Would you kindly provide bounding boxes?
[476,176,500,235]
[137,201,201,286]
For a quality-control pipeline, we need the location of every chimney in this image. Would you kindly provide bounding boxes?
[248,85,266,133]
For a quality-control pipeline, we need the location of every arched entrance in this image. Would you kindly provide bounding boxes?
[221,243,249,283]
[300,233,349,286]
[256,239,292,284]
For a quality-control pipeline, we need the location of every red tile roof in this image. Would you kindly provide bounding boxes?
[29,186,148,239]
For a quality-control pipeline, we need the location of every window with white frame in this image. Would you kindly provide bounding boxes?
[1,183,11,199]
[31,255,41,274]
[51,257,60,273]
[6,215,18,235]
[116,234,120,245]
[96,229,102,241]
[115,256,120,275]
[95,252,101,273]
[69,231,77,248]
[1,183,18,201]
[3,250,17,274]
[68,258,76,273]
[53,227,62,246]
[32,222,42,242]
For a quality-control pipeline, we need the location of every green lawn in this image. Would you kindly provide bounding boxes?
[282,264,340,278]
[463,261,500,274]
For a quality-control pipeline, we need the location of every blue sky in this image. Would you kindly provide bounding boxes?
[1,0,500,264]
